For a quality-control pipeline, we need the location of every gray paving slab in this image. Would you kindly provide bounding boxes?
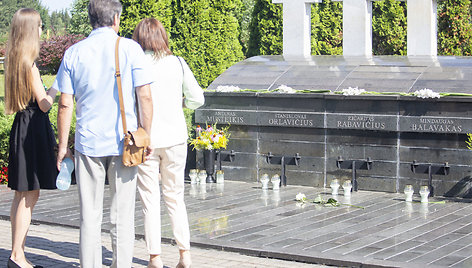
[407,244,465,264]
[432,255,468,267]
[450,256,472,268]
[0,219,324,268]
[1,182,472,267]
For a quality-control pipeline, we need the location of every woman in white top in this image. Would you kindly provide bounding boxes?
[133,18,204,268]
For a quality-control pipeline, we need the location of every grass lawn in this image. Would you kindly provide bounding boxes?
[0,72,56,97]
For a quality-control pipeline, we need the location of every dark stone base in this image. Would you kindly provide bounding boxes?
[196,93,472,197]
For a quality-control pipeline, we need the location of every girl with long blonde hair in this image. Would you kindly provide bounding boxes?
[5,8,58,268]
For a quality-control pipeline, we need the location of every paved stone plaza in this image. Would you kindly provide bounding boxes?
[0,219,324,268]
[1,181,472,267]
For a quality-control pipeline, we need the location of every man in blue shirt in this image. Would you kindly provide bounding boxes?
[54,0,153,267]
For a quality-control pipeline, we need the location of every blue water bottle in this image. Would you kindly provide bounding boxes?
[56,157,74,190]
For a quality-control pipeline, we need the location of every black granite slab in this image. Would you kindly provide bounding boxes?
[259,127,325,142]
[400,132,465,148]
[327,129,398,146]
[326,144,397,162]
[400,100,472,117]
[325,98,398,115]
[257,94,325,112]
[258,140,325,158]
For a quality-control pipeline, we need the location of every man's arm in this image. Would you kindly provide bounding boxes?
[57,93,74,170]
[135,84,153,157]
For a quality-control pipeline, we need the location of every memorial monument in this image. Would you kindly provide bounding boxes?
[195,0,472,197]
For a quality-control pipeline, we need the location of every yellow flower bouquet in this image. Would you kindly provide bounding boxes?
[190,123,230,151]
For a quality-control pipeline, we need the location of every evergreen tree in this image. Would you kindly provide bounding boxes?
[69,0,172,38]
[171,0,244,88]
[246,0,282,57]
[50,12,64,34]
[49,10,71,36]
[0,0,18,34]
[311,1,343,55]
[247,0,343,57]
[120,0,172,38]
[69,0,92,36]
[0,0,49,34]
[239,0,255,55]
[438,0,472,56]
[372,0,407,55]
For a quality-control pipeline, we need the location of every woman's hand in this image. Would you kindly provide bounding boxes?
[57,148,73,171]
[145,146,153,160]
[57,147,68,171]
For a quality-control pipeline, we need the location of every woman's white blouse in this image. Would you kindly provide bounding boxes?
[145,52,205,148]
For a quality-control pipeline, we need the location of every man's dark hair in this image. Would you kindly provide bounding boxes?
[88,0,122,29]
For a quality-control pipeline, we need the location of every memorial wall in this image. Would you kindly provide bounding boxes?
[195,56,472,197]
[193,0,472,197]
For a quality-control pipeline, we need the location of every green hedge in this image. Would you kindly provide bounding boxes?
[171,0,244,88]
[239,0,256,55]
[68,0,92,36]
[247,0,472,57]
[438,0,472,56]
[312,1,343,55]
[65,0,472,90]
[68,0,245,89]
[0,102,14,168]
[372,0,407,55]
[247,0,282,57]
[120,0,172,38]
[246,0,346,56]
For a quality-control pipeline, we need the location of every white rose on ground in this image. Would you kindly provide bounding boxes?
[296,193,306,202]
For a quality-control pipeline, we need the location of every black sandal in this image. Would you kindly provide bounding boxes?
[7,258,21,268]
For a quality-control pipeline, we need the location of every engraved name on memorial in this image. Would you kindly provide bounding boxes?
[400,116,472,134]
[195,109,256,125]
[258,111,324,128]
[326,113,396,131]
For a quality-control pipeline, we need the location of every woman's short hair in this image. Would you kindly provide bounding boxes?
[88,0,122,29]
[133,18,172,58]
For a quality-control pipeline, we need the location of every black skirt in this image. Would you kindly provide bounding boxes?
[8,102,58,191]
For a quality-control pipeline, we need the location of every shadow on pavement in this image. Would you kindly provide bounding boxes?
[0,235,148,267]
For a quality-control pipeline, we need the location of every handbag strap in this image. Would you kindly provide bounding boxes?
[177,56,184,78]
[115,37,127,135]
[177,56,186,106]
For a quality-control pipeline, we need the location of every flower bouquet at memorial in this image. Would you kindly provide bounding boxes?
[295,193,364,209]
[190,123,230,183]
[190,123,230,151]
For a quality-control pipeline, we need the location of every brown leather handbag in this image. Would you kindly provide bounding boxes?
[115,37,150,167]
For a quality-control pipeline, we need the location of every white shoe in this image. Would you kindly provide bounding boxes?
[148,256,163,268]
[176,251,191,268]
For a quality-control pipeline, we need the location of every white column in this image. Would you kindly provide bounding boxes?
[273,0,320,59]
[407,0,437,56]
[334,0,380,57]
[343,0,372,56]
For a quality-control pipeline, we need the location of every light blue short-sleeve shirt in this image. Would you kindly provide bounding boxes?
[53,27,153,157]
